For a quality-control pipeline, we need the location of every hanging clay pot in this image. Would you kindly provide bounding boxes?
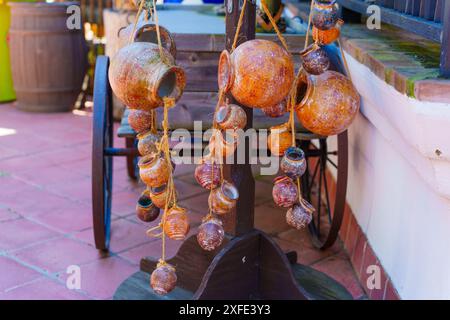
[313,19,344,45]
[194,156,221,189]
[109,42,186,111]
[286,199,315,230]
[295,70,360,136]
[218,39,294,109]
[267,123,292,156]
[208,130,238,159]
[280,146,307,178]
[118,23,177,58]
[214,103,247,130]
[150,262,177,295]
[197,217,225,251]
[164,207,190,240]
[149,184,174,209]
[138,153,170,187]
[128,109,154,134]
[300,43,330,75]
[137,130,161,156]
[208,180,239,215]
[311,0,339,31]
[262,99,287,118]
[272,175,298,208]
[136,189,160,222]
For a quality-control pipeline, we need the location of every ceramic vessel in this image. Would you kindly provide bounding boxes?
[311,0,339,30]
[136,189,160,222]
[109,42,185,111]
[286,200,314,230]
[312,19,344,45]
[197,217,225,251]
[164,207,190,240]
[150,263,177,295]
[194,156,221,189]
[138,154,170,187]
[272,175,298,208]
[137,131,161,156]
[214,103,247,130]
[295,70,360,136]
[267,123,292,156]
[208,180,239,215]
[218,39,294,109]
[149,184,173,209]
[280,147,307,178]
[262,99,287,118]
[128,109,153,134]
[208,130,238,158]
[118,23,177,57]
[300,43,330,75]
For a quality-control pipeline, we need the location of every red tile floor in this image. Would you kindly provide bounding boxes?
[0,103,365,300]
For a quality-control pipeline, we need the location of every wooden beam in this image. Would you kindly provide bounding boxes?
[440,0,450,77]
[222,0,256,237]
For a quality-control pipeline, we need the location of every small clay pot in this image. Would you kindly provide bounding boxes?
[286,200,314,230]
[262,99,287,118]
[280,147,307,178]
[208,130,238,159]
[194,156,221,189]
[137,131,161,156]
[138,154,170,187]
[136,189,160,222]
[164,207,190,241]
[313,19,344,45]
[214,103,247,130]
[300,43,330,75]
[208,180,239,215]
[197,217,225,251]
[149,184,173,209]
[150,263,177,295]
[218,39,295,109]
[272,175,298,208]
[128,109,153,134]
[311,0,339,31]
[295,70,360,136]
[109,42,185,111]
[267,123,292,156]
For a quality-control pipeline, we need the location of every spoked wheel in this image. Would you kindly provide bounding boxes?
[92,56,113,251]
[300,131,348,250]
[125,137,139,180]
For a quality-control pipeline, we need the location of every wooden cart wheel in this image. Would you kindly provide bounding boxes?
[125,137,138,180]
[300,131,348,250]
[92,55,114,251]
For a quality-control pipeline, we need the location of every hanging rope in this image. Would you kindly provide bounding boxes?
[260,0,289,53]
[128,0,145,44]
[304,0,315,49]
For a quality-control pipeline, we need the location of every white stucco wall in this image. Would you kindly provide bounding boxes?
[342,52,450,300]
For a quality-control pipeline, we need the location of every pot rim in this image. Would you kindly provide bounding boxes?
[285,146,305,161]
[150,184,167,195]
[137,190,154,208]
[152,65,186,104]
[218,50,234,93]
[134,23,177,58]
[221,181,239,201]
[138,153,158,168]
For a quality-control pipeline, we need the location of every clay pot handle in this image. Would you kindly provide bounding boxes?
[133,23,177,58]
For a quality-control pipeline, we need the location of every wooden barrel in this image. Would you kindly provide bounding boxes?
[9,2,87,112]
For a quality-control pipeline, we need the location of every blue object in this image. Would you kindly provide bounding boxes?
[164,0,183,3]
[202,0,224,4]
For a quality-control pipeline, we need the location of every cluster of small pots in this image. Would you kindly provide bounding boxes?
[272,147,314,229]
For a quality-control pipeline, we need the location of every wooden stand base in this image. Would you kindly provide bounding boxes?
[114,230,352,300]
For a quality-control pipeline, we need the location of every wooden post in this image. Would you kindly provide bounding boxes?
[222,0,257,237]
[440,0,450,77]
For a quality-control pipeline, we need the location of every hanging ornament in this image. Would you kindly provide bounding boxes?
[262,99,287,118]
[138,153,170,188]
[194,156,221,190]
[312,18,344,45]
[272,175,298,208]
[295,70,360,136]
[311,0,339,31]
[136,189,160,222]
[300,43,330,75]
[280,147,307,179]
[149,184,173,209]
[137,130,161,156]
[214,103,247,130]
[163,206,190,241]
[150,261,177,295]
[286,200,315,230]
[218,39,294,109]
[267,123,292,156]
[197,217,225,251]
[128,109,154,134]
[208,180,239,215]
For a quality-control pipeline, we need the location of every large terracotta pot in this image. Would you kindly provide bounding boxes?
[109,42,186,111]
[218,39,294,109]
[295,71,360,136]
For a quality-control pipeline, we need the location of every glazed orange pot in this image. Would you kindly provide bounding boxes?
[295,70,360,136]
[312,19,344,45]
[128,109,153,134]
[138,154,170,187]
[208,180,239,215]
[218,39,294,109]
[137,131,161,156]
[267,123,292,156]
[109,42,186,111]
[214,103,247,130]
[194,156,221,189]
[163,207,190,241]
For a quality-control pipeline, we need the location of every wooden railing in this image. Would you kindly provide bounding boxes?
[337,0,450,77]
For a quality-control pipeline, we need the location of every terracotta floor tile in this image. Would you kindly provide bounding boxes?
[0,256,41,292]
[12,237,102,273]
[107,219,154,253]
[0,219,60,251]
